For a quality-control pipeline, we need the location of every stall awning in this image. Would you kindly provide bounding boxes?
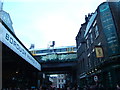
[0,22,41,71]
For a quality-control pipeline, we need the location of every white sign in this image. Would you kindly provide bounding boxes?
[0,23,41,71]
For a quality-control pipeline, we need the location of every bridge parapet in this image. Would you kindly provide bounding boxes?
[30,46,78,63]
[34,52,77,63]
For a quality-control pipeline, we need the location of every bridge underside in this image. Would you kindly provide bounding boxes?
[41,61,77,74]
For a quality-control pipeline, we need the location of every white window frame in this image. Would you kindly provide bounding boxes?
[95,25,99,38]
[87,39,89,49]
[93,20,97,27]
[90,33,93,44]
[88,57,91,68]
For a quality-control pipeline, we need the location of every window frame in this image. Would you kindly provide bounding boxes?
[95,25,99,39]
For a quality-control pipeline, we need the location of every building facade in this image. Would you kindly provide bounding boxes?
[49,74,66,89]
[56,74,66,89]
[76,1,120,89]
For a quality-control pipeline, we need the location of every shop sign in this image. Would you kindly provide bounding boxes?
[0,23,41,71]
[99,2,120,56]
[95,46,104,58]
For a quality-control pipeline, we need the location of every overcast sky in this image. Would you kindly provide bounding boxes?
[3,0,106,49]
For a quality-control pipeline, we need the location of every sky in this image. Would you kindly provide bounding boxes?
[3,0,106,49]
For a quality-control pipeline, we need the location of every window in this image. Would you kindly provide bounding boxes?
[89,28,92,33]
[67,48,73,52]
[93,20,97,27]
[42,50,47,53]
[61,74,64,78]
[55,49,61,52]
[61,79,63,82]
[86,39,89,49]
[95,25,99,38]
[98,42,101,45]
[73,47,77,51]
[88,57,91,68]
[59,79,61,83]
[82,59,85,72]
[36,50,43,54]
[85,35,89,49]
[90,33,93,44]
[61,48,67,52]
[78,43,81,50]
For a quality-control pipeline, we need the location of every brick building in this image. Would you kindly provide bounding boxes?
[76,1,120,89]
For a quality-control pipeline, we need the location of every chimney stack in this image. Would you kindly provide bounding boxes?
[0,0,3,11]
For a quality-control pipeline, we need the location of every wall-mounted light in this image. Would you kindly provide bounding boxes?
[16,71,18,74]
[95,68,97,71]
[92,70,94,73]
